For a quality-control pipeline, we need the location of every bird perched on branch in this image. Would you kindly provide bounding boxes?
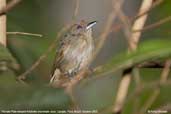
[50,20,97,88]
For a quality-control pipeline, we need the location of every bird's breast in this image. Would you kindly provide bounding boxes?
[62,36,94,74]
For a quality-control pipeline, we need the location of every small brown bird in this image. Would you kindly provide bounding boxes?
[50,20,97,87]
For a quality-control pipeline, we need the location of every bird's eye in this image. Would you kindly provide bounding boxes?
[77,25,82,29]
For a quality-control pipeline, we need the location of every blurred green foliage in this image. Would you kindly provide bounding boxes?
[0,86,70,110]
[94,39,171,76]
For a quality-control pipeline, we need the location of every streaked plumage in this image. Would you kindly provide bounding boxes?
[50,21,96,87]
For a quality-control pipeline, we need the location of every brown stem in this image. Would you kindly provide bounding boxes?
[0,0,6,46]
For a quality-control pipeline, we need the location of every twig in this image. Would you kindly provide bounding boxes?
[112,0,153,114]
[17,25,70,81]
[7,32,43,37]
[0,0,6,46]
[0,0,22,16]
[133,16,171,32]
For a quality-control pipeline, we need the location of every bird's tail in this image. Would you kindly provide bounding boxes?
[49,69,61,86]
[49,69,69,88]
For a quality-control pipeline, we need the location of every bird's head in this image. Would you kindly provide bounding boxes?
[69,20,97,37]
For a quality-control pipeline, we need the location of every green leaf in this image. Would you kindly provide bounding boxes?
[94,39,171,77]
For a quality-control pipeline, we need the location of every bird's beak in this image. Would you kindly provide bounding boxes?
[86,21,97,30]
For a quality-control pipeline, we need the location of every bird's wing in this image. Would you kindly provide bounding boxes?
[50,35,70,77]
[51,34,87,77]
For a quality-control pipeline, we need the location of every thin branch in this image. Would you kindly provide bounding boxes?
[7,32,43,37]
[113,0,153,114]
[133,16,171,32]
[0,0,22,16]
